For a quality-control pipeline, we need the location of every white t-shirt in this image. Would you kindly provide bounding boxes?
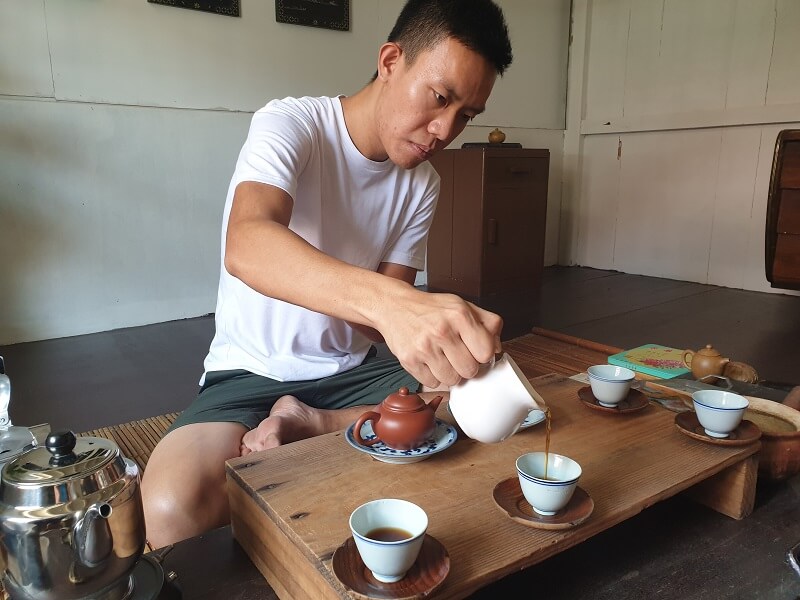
[202,96,440,383]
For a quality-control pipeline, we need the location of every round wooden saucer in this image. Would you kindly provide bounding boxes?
[492,477,594,530]
[674,412,762,446]
[578,386,649,414]
[331,534,450,600]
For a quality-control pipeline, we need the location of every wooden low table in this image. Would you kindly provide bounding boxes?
[226,334,760,599]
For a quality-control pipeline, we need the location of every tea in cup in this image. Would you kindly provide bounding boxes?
[349,498,428,583]
[587,365,635,407]
[448,353,544,443]
[516,452,582,515]
[691,389,749,438]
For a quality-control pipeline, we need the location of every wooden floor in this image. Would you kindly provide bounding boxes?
[1,266,799,433]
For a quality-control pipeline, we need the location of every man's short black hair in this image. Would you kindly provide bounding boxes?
[387,0,513,76]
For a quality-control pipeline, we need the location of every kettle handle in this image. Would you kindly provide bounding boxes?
[352,412,381,447]
[681,350,694,369]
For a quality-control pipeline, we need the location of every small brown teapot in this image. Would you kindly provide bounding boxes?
[353,387,443,451]
[682,344,730,380]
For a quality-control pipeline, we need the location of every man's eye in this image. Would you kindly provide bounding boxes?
[434,92,446,105]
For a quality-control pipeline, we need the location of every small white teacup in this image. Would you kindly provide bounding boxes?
[587,365,635,407]
[691,389,749,438]
[349,498,428,583]
[516,452,582,516]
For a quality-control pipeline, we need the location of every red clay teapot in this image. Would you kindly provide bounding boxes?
[682,344,730,380]
[353,387,443,451]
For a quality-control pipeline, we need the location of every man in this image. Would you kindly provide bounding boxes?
[142,0,513,548]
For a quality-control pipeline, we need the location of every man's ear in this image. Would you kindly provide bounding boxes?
[376,42,403,82]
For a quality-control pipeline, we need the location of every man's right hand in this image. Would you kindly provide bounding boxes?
[376,285,502,389]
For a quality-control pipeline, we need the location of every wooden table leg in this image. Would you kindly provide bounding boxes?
[682,454,759,520]
[228,479,343,600]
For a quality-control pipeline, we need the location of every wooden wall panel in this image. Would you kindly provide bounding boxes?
[654,0,734,115]
[621,1,665,118]
[574,134,622,268]
[570,0,800,297]
[613,129,720,282]
[725,0,775,109]
[0,1,53,97]
[583,0,630,122]
[707,127,763,289]
[766,0,800,106]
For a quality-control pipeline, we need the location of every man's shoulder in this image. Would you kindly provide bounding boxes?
[414,161,440,188]
[259,95,337,120]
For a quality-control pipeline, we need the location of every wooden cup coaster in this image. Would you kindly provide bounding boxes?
[331,534,450,600]
[492,477,594,530]
[578,386,649,414]
[674,412,761,446]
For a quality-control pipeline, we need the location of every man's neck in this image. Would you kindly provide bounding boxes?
[339,84,389,163]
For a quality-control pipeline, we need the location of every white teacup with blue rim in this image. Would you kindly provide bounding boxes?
[691,389,749,438]
[349,498,428,583]
[587,365,635,407]
[516,452,582,515]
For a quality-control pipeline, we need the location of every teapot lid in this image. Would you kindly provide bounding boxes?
[0,431,130,508]
[383,387,426,412]
[697,344,722,356]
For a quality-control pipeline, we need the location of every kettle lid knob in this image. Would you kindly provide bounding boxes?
[45,430,77,465]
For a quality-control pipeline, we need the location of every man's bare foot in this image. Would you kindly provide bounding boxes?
[240,395,322,455]
[239,396,372,456]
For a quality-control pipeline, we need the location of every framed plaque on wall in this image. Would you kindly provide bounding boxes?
[147,0,240,17]
[275,0,350,31]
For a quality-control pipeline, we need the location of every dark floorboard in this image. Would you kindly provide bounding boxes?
[1,266,798,433]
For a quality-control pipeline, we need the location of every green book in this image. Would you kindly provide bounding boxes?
[607,344,690,379]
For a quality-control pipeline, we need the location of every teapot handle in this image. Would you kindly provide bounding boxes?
[352,412,381,447]
[681,350,694,369]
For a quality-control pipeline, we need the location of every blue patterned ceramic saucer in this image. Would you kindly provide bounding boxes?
[446,403,545,430]
[345,418,457,464]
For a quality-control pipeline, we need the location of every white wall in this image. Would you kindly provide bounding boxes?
[562,0,800,296]
[0,0,570,344]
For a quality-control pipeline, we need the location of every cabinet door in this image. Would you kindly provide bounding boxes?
[482,156,549,295]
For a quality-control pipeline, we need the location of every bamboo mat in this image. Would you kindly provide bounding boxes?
[78,412,179,474]
[78,413,179,554]
[504,328,623,377]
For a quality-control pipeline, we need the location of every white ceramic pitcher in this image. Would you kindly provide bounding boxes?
[448,352,544,443]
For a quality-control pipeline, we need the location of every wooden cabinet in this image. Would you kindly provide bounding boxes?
[765,130,800,290]
[426,147,549,297]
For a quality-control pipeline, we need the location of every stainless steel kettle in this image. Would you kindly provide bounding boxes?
[0,430,146,600]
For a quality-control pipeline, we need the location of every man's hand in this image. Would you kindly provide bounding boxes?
[376,286,502,389]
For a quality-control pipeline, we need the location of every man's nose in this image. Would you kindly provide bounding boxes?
[428,115,459,141]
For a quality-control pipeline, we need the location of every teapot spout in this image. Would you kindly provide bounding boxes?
[428,395,444,413]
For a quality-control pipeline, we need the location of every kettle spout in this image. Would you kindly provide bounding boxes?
[73,502,113,568]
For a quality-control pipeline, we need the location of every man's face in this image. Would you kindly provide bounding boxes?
[376,37,497,169]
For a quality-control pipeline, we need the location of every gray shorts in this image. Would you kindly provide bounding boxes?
[168,347,419,433]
